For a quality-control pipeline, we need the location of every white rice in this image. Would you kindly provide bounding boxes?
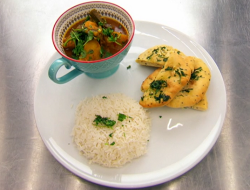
[72,93,151,168]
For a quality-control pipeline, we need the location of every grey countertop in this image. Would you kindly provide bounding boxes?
[1,0,250,189]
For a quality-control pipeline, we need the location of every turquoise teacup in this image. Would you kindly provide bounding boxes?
[49,1,135,84]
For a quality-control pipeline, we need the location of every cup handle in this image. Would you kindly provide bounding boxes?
[48,57,84,84]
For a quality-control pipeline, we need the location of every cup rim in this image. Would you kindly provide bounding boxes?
[52,1,135,64]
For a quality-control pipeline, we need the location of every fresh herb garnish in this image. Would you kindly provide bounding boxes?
[83,30,94,46]
[93,115,116,127]
[110,142,115,146]
[152,48,159,54]
[100,47,113,58]
[127,65,131,69]
[98,21,105,26]
[141,96,144,101]
[102,28,113,36]
[157,54,165,58]
[175,68,186,83]
[118,113,127,121]
[146,53,154,60]
[108,33,122,45]
[165,66,173,71]
[163,57,168,62]
[102,96,107,99]
[154,93,170,102]
[181,88,193,93]
[191,67,202,80]
[109,133,113,137]
[147,48,159,59]
[150,80,167,89]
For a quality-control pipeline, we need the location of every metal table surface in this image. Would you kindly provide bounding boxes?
[0,0,249,189]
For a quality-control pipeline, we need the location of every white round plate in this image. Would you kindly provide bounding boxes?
[34,21,226,188]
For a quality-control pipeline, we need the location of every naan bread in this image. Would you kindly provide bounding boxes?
[136,45,185,67]
[167,57,211,108]
[139,53,194,108]
[190,95,208,111]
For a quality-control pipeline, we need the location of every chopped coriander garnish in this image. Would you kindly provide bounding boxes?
[163,57,168,62]
[150,80,167,89]
[146,53,154,60]
[102,27,113,36]
[108,33,122,46]
[165,66,173,71]
[154,93,170,103]
[110,142,115,146]
[118,113,127,121]
[152,48,159,54]
[93,115,116,127]
[191,67,202,80]
[181,88,193,93]
[102,96,107,99]
[83,30,94,47]
[175,68,186,83]
[109,133,113,137]
[127,65,131,69]
[147,48,159,59]
[159,116,162,118]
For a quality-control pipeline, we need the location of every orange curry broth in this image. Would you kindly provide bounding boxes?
[62,17,129,60]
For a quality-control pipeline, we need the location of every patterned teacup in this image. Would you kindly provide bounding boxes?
[49,1,135,84]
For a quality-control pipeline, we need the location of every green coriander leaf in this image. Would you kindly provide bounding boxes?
[165,66,173,71]
[102,28,113,36]
[108,34,122,46]
[88,49,94,54]
[93,115,116,128]
[118,113,127,121]
[79,50,87,59]
[150,80,167,89]
[72,40,84,56]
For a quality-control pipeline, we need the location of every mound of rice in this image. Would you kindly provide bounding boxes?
[72,93,151,168]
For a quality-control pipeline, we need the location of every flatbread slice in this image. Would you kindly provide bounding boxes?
[190,95,208,111]
[139,53,194,108]
[136,45,186,67]
[167,57,211,108]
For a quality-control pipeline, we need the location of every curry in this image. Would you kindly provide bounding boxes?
[62,9,129,61]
